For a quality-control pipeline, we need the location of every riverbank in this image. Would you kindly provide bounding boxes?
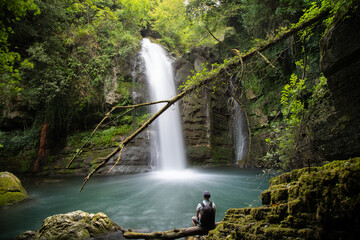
[208,157,360,239]
[7,158,359,240]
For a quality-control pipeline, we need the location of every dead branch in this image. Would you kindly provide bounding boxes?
[123,223,219,239]
[78,9,330,191]
[67,100,170,168]
[79,94,189,191]
[205,26,245,81]
[257,51,279,71]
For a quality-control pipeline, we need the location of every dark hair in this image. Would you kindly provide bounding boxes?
[203,191,211,198]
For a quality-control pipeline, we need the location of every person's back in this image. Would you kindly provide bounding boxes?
[192,191,216,229]
[199,200,215,228]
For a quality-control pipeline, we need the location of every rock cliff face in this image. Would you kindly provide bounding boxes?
[208,158,360,239]
[41,131,151,176]
[174,47,235,166]
[319,10,360,160]
[95,132,151,175]
[240,8,360,168]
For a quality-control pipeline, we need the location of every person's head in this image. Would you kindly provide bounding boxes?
[203,191,211,200]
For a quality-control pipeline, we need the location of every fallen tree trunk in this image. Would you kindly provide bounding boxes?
[123,223,219,239]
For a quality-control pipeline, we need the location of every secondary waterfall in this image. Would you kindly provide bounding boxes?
[233,101,249,164]
[140,38,186,170]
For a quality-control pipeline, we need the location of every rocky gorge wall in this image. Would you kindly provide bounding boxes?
[234,7,360,169]
[208,157,360,240]
[3,6,360,175]
[318,9,360,160]
[174,47,235,166]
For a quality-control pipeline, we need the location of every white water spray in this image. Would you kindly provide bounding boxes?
[140,38,186,171]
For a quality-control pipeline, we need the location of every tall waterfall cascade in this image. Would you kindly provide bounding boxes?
[233,101,249,164]
[140,38,186,171]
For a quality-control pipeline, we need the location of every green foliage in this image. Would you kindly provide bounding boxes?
[150,0,229,52]
[67,124,132,149]
[180,56,237,92]
[0,0,149,136]
[264,66,329,170]
[91,126,131,146]
[134,113,151,128]
[0,127,40,157]
[0,0,40,104]
[257,0,358,171]
[280,73,305,123]
[66,111,150,150]
[241,0,311,39]
[0,0,357,169]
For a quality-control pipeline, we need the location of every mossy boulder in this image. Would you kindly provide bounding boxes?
[208,158,360,239]
[17,210,122,240]
[0,171,28,207]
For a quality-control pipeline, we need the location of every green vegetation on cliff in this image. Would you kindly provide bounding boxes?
[1,0,359,173]
[0,0,151,171]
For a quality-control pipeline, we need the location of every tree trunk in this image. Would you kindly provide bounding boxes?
[32,123,49,173]
[123,223,219,239]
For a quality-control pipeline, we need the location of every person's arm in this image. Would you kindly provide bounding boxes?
[196,203,201,218]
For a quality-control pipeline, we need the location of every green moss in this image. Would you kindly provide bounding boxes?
[211,146,232,164]
[0,192,28,207]
[260,190,271,205]
[210,158,360,239]
[0,172,28,206]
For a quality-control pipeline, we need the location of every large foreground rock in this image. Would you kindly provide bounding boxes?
[16,210,123,240]
[208,158,360,239]
[0,171,28,207]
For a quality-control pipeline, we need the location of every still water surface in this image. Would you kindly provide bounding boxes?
[0,168,270,240]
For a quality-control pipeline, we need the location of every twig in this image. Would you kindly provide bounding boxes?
[205,26,245,81]
[107,146,124,174]
[67,100,170,168]
[257,51,279,71]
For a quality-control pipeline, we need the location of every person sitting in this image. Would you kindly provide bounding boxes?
[192,191,216,229]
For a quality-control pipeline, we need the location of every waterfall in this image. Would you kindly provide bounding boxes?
[233,101,249,164]
[140,38,186,170]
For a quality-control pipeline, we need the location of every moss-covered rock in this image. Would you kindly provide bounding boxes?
[0,171,28,207]
[208,158,360,239]
[17,210,122,240]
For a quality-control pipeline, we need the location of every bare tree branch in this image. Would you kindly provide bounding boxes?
[67,100,170,168]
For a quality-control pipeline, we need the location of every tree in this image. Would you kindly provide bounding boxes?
[0,0,40,105]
